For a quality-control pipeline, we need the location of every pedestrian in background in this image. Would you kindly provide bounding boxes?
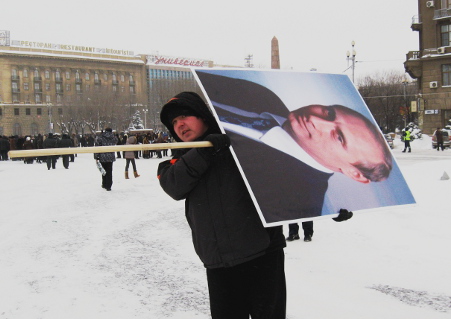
[124,135,140,179]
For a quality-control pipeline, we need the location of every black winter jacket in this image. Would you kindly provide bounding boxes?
[157,92,285,269]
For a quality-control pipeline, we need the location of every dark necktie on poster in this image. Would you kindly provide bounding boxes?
[217,108,279,132]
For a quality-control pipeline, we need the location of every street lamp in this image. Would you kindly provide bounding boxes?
[143,108,148,129]
[47,103,53,133]
[402,78,410,126]
[346,41,357,83]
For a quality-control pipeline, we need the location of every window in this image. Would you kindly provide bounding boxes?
[34,69,39,77]
[104,73,108,81]
[75,71,80,80]
[85,72,90,80]
[12,82,18,90]
[35,94,41,104]
[37,108,42,116]
[112,74,117,81]
[441,24,451,47]
[442,0,451,9]
[26,108,31,115]
[45,70,50,79]
[66,84,71,91]
[23,69,28,78]
[14,108,19,115]
[12,69,18,77]
[13,123,21,136]
[129,75,134,82]
[56,94,62,103]
[86,84,90,91]
[0,108,2,116]
[76,84,82,92]
[443,64,451,86]
[24,82,29,91]
[121,86,125,92]
[113,85,117,92]
[56,83,62,92]
[46,83,51,91]
[66,71,70,79]
[55,70,61,80]
[121,74,125,82]
[46,95,51,103]
[31,123,38,136]
[130,86,135,94]
[95,73,99,81]
[12,94,19,102]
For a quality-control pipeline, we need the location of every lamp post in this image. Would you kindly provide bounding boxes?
[402,78,410,126]
[47,103,53,133]
[143,108,148,129]
[346,41,357,83]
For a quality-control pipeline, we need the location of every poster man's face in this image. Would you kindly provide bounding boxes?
[172,115,208,142]
[285,105,386,183]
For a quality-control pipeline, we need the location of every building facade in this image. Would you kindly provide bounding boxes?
[405,0,451,133]
[0,31,215,137]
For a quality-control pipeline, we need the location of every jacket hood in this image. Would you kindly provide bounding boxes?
[160,92,220,142]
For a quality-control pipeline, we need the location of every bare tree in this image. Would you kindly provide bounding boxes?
[358,71,418,133]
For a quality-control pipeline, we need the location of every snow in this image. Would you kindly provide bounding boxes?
[1,135,451,319]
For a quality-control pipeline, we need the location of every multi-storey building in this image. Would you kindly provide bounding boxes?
[405,0,451,133]
[0,30,214,136]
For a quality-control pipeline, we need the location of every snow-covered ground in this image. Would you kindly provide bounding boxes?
[1,135,450,319]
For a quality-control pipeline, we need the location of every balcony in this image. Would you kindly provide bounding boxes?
[129,80,136,86]
[112,79,119,85]
[411,15,422,31]
[75,78,83,84]
[11,75,20,81]
[12,88,21,93]
[34,88,43,93]
[434,8,451,20]
[55,77,63,83]
[34,76,42,82]
[55,89,64,94]
[94,79,101,85]
[404,51,422,79]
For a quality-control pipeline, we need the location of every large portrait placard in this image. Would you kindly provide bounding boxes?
[193,68,415,227]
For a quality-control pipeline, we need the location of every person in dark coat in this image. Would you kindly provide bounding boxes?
[58,134,73,169]
[157,92,286,319]
[0,135,10,161]
[94,128,118,191]
[43,133,59,170]
[433,127,445,151]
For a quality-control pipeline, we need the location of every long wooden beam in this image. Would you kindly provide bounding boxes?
[8,141,213,158]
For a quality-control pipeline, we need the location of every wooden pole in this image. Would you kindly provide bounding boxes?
[8,141,213,158]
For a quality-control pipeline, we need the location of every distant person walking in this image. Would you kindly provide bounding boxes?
[433,127,445,151]
[402,129,412,153]
[124,135,140,179]
[43,133,59,170]
[94,128,118,191]
[59,134,74,169]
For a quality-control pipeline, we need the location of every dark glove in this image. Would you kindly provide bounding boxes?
[332,209,353,222]
[199,134,231,157]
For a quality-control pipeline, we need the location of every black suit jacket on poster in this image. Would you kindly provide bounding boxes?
[228,131,332,223]
[196,71,332,222]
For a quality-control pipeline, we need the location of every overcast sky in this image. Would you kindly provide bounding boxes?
[2,0,419,82]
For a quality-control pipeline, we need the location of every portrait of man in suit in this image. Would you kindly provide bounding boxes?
[194,69,413,226]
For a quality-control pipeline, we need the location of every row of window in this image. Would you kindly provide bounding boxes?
[11,107,62,116]
[0,123,39,137]
[148,69,193,80]
[12,82,135,93]
[11,68,135,83]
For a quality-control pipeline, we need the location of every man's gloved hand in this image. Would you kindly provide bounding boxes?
[199,134,231,157]
[332,208,353,222]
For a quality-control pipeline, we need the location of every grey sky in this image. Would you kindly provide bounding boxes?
[2,0,418,81]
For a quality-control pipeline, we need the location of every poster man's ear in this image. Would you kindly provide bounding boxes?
[343,168,370,184]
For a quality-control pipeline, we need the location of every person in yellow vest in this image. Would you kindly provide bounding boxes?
[402,129,411,153]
